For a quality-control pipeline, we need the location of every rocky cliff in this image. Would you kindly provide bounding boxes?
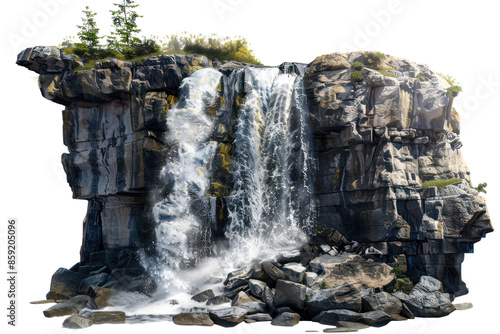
[17,46,492,298]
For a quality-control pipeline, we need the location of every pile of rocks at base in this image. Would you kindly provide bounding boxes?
[174,242,466,330]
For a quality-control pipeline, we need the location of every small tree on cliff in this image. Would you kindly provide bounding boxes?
[108,0,142,55]
[76,6,100,59]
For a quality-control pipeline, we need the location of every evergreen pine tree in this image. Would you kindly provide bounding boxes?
[108,0,142,53]
[76,6,100,59]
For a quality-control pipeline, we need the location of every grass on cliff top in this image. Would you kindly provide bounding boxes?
[422,178,463,189]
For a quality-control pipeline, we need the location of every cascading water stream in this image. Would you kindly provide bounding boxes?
[150,68,222,292]
[146,64,317,303]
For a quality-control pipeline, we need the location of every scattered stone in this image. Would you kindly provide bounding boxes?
[323,327,359,333]
[209,307,248,327]
[62,315,93,329]
[207,295,231,306]
[224,266,251,285]
[245,313,273,321]
[244,318,256,323]
[30,299,56,304]
[173,313,214,326]
[262,262,285,281]
[362,291,402,315]
[87,286,113,309]
[316,309,362,325]
[87,311,125,324]
[306,283,362,316]
[282,263,307,283]
[360,310,391,325]
[231,291,253,307]
[453,302,473,310]
[262,286,278,313]
[241,302,267,314]
[337,321,370,329]
[274,279,307,309]
[43,303,79,318]
[249,279,267,298]
[271,312,300,326]
[191,289,215,303]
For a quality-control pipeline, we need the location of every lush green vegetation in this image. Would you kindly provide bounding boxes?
[351,61,364,70]
[350,70,364,82]
[62,3,262,68]
[474,182,488,194]
[320,281,329,289]
[422,178,463,189]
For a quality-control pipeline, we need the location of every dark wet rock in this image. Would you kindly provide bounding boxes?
[207,295,231,306]
[306,283,362,316]
[401,303,415,319]
[359,310,391,325]
[314,309,362,325]
[173,313,214,326]
[240,302,267,314]
[209,307,248,327]
[224,285,248,299]
[47,268,88,300]
[274,279,307,310]
[191,289,215,303]
[361,291,402,315]
[262,286,278,313]
[78,273,110,294]
[246,313,273,321]
[249,279,267,298]
[62,315,93,329]
[271,312,300,326]
[262,261,286,281]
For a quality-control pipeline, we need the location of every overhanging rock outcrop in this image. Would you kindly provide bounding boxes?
[17,47,492,297]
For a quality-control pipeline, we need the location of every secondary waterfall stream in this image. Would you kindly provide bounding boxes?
[147,64,317,300]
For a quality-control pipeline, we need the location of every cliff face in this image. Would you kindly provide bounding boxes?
[17,46,492,296]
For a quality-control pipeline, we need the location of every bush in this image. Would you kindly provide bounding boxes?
[320,281,329,289]
[350,70,364,82]
[474,182,487,194]
[132,37,161,57]
[447,85,462,97]
[351,61,364,70]
[422,178,462,189]
[364,51,386,67]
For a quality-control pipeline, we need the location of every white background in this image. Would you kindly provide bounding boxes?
[1,0,499,333]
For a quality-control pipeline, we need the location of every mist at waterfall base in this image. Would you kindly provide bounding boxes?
[107,65,318,315]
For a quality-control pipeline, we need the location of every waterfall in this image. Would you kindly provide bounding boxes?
[151,68,222,291]
[149,64,317,293]
[225,66,317,266]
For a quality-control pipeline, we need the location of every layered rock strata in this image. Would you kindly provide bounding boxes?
[17,47,492,298]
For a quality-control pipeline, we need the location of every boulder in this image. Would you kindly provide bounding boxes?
[231,291,253,307]
[191,289,215,303]
[47,268,88,300]
[173,313,214,326]
[248,279,267,298]
[43,303,79,318]
[78,273,110,294]
[315,309,363,325]
[271,312,300,327]
[245,313,273,321]
[273,279,307,310]
[87,311,126,324]
[360,310,391,325]
[62,315,93,329]
[262,261,285,281]
[240,302,267,314]
[207,295,231,306]
[87,286,113,309]
[309,254,396,290]
[306,283,362,316]
[361,291,402,315]
[209,307,248,327]
[282,263,306,283]
[262,286,278,313]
